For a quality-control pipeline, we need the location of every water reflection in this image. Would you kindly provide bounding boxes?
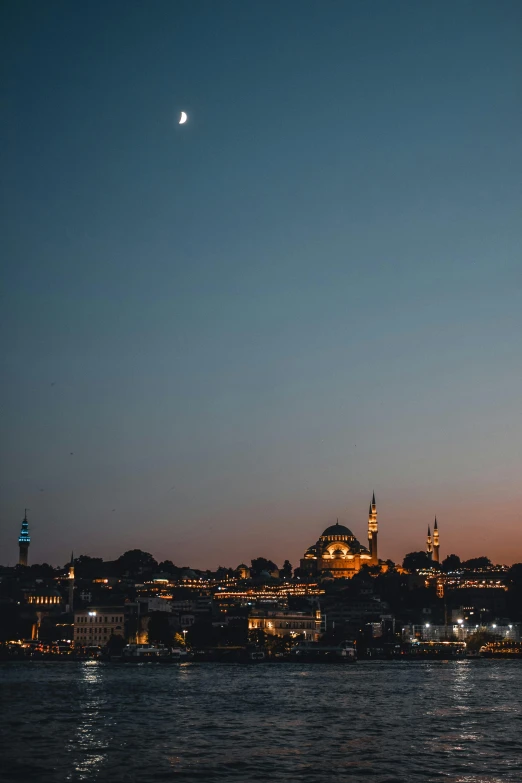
[2,661,521,783]
[66,662,108,781]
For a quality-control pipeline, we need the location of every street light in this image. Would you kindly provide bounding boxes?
[182,629,187,646]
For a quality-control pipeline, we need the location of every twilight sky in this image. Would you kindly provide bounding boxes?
[1,0,521,569]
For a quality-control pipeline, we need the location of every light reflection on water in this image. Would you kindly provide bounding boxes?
[1,660,521,783]
[66,662,108,780]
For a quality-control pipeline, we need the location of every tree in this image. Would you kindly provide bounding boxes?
[114,550,158,578]
[74,555,104,579]
[466,630,496,652]
[508,562,522,588]
[281,560,292,579]
[402,552,434,571]
[187,618,219,648]
[172,632,186,647]
[157,560,176,573]
[27,563,57,578]
[250,557,278,576]
[216,566,235,579]
[0,604,23,642]
[147,613,174,646]
[106,634,126,655]
[442,554,461,572]
[462,557,492,571]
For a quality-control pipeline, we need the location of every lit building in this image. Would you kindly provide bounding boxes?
[24,588,65,640]
[236,564,251,579]
[137,596,173,613]
[24,589,63,606]
[67,552,75,612]
[248,608,321,641]
[74,606,125,647]
[403,623,520,643]
[18,510,30,566]
[300,494,378,579]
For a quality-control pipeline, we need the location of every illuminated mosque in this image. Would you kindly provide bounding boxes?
[300,494,379,579]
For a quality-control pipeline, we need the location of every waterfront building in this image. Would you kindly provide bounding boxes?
[74,606,125,646]
[18,510,30,566]
[248,608,322,641]
[300,494,378,579]
[23,587,65,640]
[403,622,520,643]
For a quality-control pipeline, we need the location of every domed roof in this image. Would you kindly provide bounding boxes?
[321,522,353,537]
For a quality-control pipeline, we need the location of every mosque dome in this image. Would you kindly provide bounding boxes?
[321,522,353,538]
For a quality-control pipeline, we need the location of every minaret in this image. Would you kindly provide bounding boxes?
[368,492,378,564]
[426,525,433,559]
[18,510,31,566]
[433,518,440,563]
[68,552,75,612]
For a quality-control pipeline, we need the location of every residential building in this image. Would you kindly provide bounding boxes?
[74,606,125,646]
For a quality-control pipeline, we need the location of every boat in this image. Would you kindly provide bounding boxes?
[120,644,174,662]
[479,641,522,658]
[288,640,357,663]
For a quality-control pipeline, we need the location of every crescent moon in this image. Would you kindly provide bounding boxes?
[179,111,187,125]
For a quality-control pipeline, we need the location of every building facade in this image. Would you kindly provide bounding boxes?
[248,609,321,641]
[74,607,125,647]
[300,495,378,579]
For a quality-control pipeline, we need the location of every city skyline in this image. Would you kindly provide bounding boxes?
[1,1,521,568]
[6,495,521,570]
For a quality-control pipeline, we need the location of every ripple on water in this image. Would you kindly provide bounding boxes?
[1,660,521,783]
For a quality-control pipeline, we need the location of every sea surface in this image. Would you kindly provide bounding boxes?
[1,660,521,783]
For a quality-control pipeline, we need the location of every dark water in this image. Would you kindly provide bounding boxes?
[1,661,521,783]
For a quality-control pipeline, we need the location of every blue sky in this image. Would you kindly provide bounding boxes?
[1,0,521,567]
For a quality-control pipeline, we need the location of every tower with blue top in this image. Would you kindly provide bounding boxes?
[18,509,30,566]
